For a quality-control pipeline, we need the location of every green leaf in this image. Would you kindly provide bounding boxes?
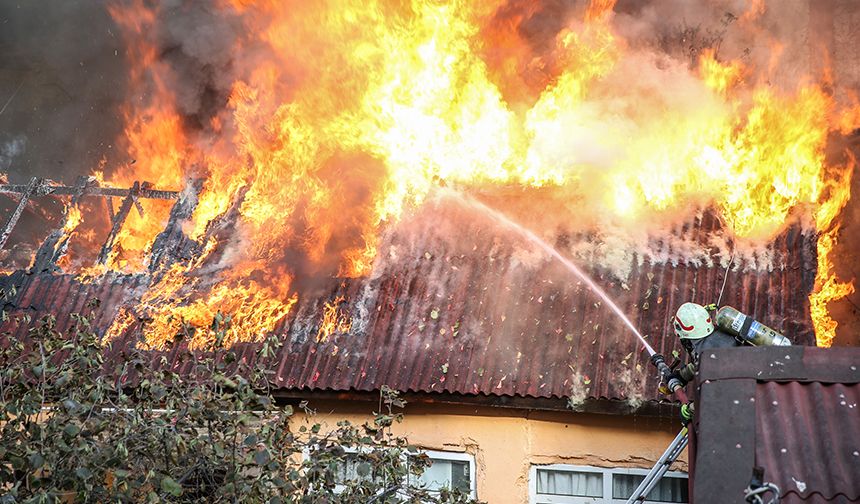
[28,452,45,469]
[56,372,70,387]
[9,455,25,470]
[356,462,371,477]
[75,467,92,480]
[160,476,183,496]
[253,449,271,466]
[64,423,81,437]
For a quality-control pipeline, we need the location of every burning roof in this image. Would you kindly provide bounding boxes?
[0,195,819,406]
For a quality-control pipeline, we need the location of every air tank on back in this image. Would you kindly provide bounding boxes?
[715,306,791,347]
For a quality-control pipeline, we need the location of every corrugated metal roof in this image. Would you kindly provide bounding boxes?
[0,201,818,404]
[694,346,860,504]
[756,382,860,503]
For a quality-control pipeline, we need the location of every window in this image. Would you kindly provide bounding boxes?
[529,464,688,504]
[611,469,687,503]
[333,452,380,486]
[306,447,477,500]
[410,450,477,499]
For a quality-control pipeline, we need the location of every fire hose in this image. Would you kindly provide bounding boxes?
[649,353,689,404]
[624,355,691,503]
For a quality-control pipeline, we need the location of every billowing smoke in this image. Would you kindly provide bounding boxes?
[0,1,127,178]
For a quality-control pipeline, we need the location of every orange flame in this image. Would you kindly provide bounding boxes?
[84,0,856,348]
[316,296,352,343]
[62,205,83,234]
[699,49,743,94]
[808,154,855,347]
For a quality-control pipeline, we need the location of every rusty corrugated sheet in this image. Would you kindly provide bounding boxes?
[695,347,860,503]
[756,382,860,503]
[0,202,818,403]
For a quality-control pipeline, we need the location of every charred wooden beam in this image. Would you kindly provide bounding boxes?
[0,182,178,200]
[0,177,41,250]
[149,178,204,273]
[97,182,140,265]
[30,229,64,274]
[68,175,90,205]
[36,176,92,272]
[106,197,115,221]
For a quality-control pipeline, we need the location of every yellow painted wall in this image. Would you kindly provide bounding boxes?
[297,401,686,504]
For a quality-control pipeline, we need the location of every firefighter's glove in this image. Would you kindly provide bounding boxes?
[680,402,694,424]
[662,371,685,395]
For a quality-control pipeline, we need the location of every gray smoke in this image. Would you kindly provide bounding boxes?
[0,135,26,172]
[0,1,128,181]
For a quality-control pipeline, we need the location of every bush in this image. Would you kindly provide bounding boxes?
[0,306,477,503]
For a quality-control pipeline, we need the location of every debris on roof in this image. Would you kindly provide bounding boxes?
[0,201,818,406]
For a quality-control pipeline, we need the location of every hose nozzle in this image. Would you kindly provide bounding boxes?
[651,353,684,395]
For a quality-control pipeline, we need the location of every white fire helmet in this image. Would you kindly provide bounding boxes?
[673,302,714,340]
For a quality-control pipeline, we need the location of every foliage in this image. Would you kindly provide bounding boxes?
[0,305,477,503]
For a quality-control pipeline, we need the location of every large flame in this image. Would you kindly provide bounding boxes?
[87,0,856,348]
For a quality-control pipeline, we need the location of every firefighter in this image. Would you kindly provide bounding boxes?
[653,302,792,421]
[636,303,791,503]
[648,302,732,422]
[657,302,740,422]
[672,303,739,378]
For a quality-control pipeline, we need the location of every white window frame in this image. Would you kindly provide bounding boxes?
[529,464,688,504]
[410,449,477,500]
[302,446,477,500]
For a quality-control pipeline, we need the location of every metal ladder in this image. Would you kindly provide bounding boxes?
[624,427,688,504]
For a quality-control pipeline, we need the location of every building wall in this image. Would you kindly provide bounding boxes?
[297,400,685,504]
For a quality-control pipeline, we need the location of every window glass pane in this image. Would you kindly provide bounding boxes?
[536,469,603,497]
[612,474,688,503]
[334,453,377,485]
[417,458,471,493]
[450,460,470,492]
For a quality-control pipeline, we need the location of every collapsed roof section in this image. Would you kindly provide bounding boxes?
[0,176,179,270]
[0,181,819,409]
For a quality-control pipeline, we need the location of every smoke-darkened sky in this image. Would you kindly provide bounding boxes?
[0,1,127,181]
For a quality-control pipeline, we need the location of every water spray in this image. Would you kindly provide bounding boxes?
[447,189,656,357]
